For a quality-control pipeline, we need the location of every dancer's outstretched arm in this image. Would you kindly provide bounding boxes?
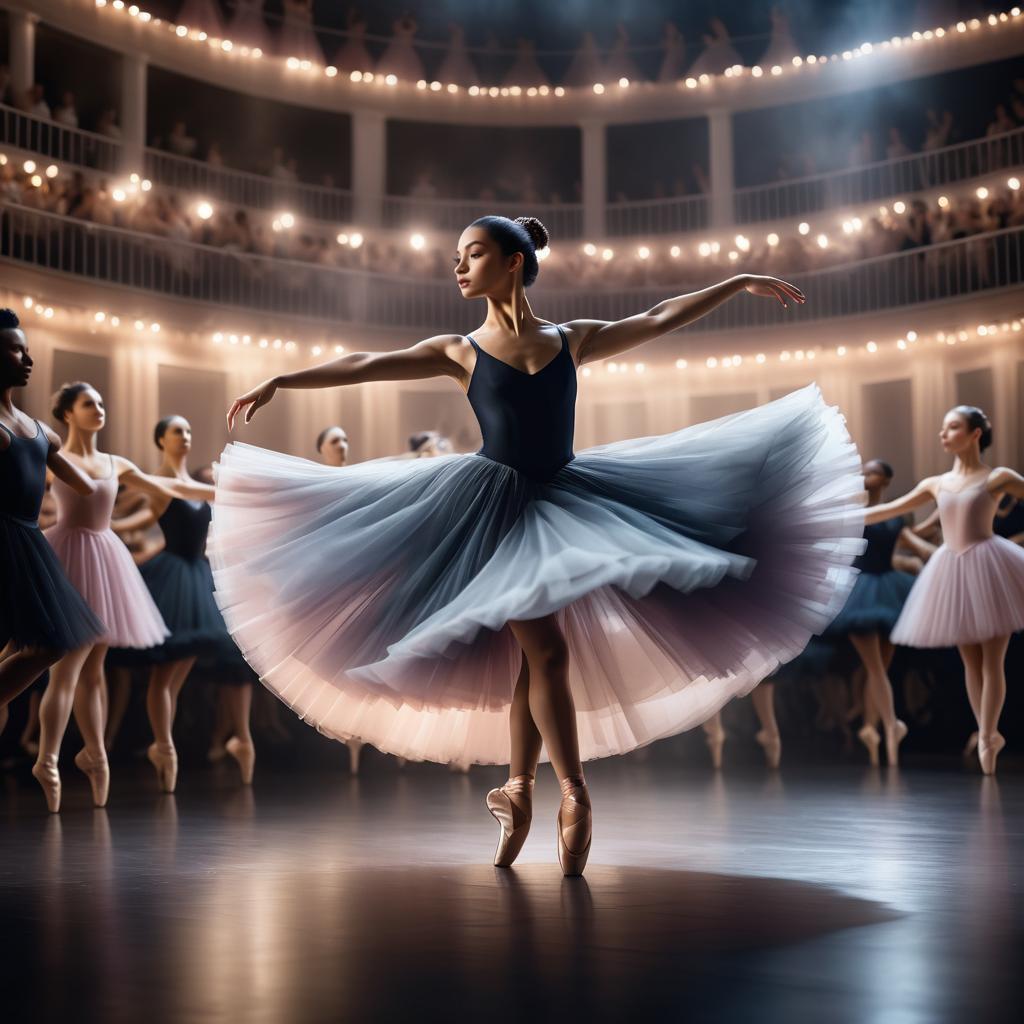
[864,478,940,525]
[227,334,464,429]
[563,273,806,365]
[114,457,216,502]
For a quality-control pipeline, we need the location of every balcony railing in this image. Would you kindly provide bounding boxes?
[3,103,1022,242]
[730,126,1024,224]
[2,205,1020,334]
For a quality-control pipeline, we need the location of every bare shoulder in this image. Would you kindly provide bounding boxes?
[917,474,942,499]
[988,466,1023,491]
[40,422,62,450]
[554,320,604,363]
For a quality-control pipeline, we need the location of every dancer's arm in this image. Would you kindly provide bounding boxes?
[897,526,936,562]
[111,505,159,535]
[989,466,1024,500]
[562,274,806,366]
[864,477,940,524]
[115,458,216,501]
[226,334,464,429]
[42,425,97,497]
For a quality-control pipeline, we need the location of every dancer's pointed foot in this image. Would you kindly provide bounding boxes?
[858,724,881,767]
[347,740,362,775]
[486,773,534,868]
[557,775,591,877]
[704,725,725,769]
[755,728,782,769]
[74,747,110,807]
[147,742,178,793]
[963,731,979,757]
[225,736,255,785]
[32,754,61,813]
[978,733,1005,776]
[883,720,908,767]
[449,759,470,773]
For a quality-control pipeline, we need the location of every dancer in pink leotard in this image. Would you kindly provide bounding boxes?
[865,406,1024,775]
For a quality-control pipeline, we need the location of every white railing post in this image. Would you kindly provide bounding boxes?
[708,109,734,229]
[120,53,148,174]
[581,120,606,240]
[352,110,386,229]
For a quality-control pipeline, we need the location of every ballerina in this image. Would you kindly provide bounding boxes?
[657,22,687,84]
[213,215,864,877]
[865,406,1024,775]
[334,7,375,77]
[110,416,253,789]
[437,24,479,88]
[225,0,271,54]
[33,384,214,811]
[377,14,425,84]
[823,459,932,767]
[0,311,103,737]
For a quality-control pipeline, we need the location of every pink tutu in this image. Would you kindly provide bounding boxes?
[890,535,1024,646]
[44,469,169,650]
[891,474,1024,647]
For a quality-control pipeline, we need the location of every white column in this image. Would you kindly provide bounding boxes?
[120,53,148,172]
[351,110,386,228]
[708,109,735,229]
[9,9,36,101]
[580,120,606,240]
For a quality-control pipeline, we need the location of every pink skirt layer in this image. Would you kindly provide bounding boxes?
[890,536,1024,647]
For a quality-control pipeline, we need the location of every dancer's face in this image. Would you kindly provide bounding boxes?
[939,410,981,455]
[0,328,31,388]
[67,387,106,432]
[453,227,523,300]
[319,426,349,466]
[159,416,192,457]
[862,461,891,492]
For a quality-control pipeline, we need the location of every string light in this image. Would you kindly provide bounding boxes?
[6,289,1021,373]
[88,2,1024,101]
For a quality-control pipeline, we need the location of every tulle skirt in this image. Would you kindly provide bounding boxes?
[890,536,1024,646]
[209,384,866,765]
[43,526,169,649]
[0,517,104,652]
[110,552,241,665]
[824,569,916,636]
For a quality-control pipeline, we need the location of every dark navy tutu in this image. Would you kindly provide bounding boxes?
[0,516,104,652]
[209,385,866,765]
[824,569,916,636]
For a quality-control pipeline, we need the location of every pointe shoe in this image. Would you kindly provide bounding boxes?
[74,748,110,807]
[705,727,726,769]
[755,729,782,769]
[978,733,1006,776]
[147,742,178,793]
[486,774,534,868]
[32,754,62,813]
[347,740,363,775]
[884,720,908,767]
[963,731,979,757]
[556,776,592,878]
[225,737,255,785]
[858,724,881,767]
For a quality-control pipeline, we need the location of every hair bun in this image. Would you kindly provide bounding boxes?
[514,216,549,251]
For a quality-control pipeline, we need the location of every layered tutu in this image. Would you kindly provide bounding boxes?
[209,384,866,765]
[890,536,1024,647]
[43,526,169,649]
[0,517,104,651]
[824,569,916,636]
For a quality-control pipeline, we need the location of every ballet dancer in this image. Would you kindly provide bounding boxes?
[33,384,214,811]
[0,310,104,737]
[698,681,782,770]
[824,459,930,767]
[110,416,254,790]
[316,425,350,467]
[865,406,1024,775]
[213,215,865,876]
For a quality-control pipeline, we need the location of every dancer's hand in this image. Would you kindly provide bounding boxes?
[741,274,806,309]
[227,378,278,430]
